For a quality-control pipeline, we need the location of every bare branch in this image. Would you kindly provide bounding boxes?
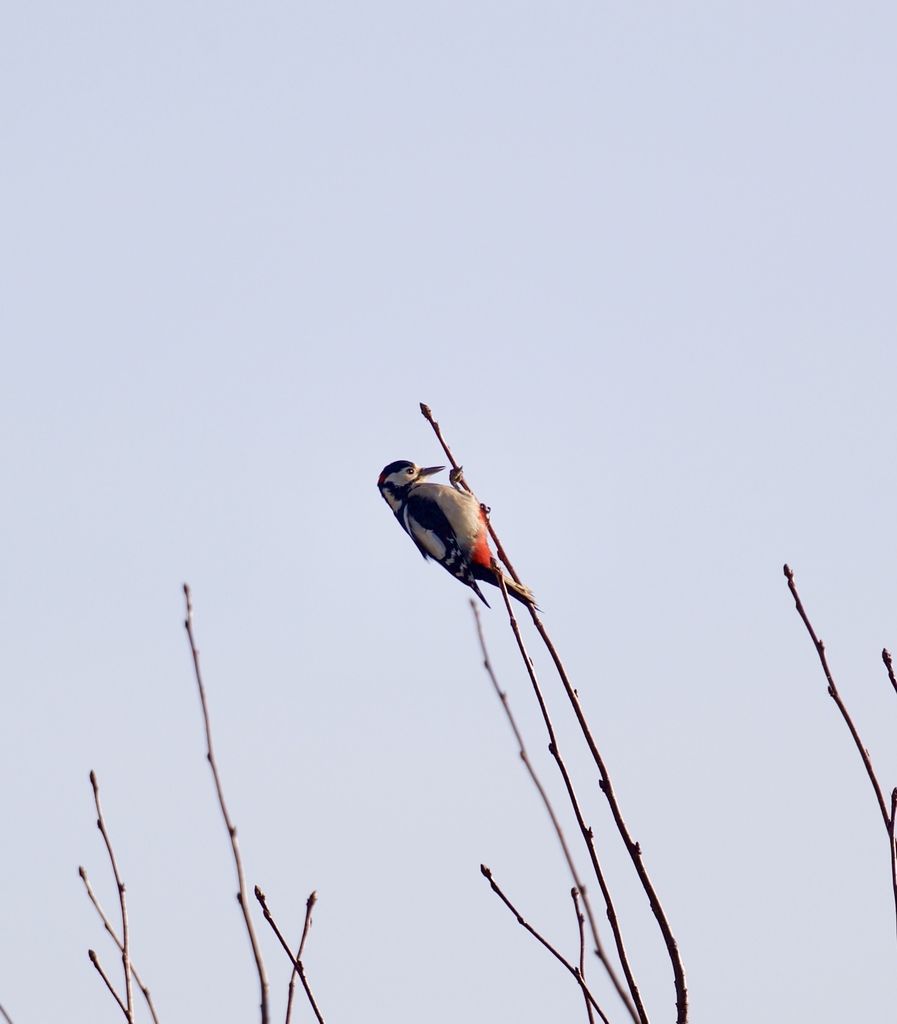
[421,402,688,1024]
[492,569,649,1023]
[88,949,129,1021]
[419,403,524,587]
[90,772,134,1023]
[79,866,160,1024]
[183,584,270,1024]
[883,649,897,699]
[254,886,326,1024]
[572,888,596,1024]
[891,790,897,944]
[783,566,890,830]
[285,891,318,1024]
[480,866,609,1024]
[471,601,638,1023]
[526,607,687,1021]
[0,1002,15,1024]
[785,565,897,943]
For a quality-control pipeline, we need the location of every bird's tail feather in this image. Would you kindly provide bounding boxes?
[505,577,538,609]
[471,578,491,608]
[473,564,538,609]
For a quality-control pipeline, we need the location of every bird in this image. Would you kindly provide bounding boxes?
[377,459,536,608]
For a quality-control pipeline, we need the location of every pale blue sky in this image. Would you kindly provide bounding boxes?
[2,2,897,1021]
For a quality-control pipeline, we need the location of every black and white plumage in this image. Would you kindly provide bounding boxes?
[377,460,536,608]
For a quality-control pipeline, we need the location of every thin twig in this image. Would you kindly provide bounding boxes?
[88,950,129,1020]
[783,566,890,830]
[492,569,649,1023]
[481,866,609,1023]
[419,404,523,582]
[90,772,134,1023]
[421,402,688,1024]
[526,608,687,1022]
[79,866,161,1024]
[883,649,897,699]
[254,886,325,1024]
[472,601,638,1023]
[573,888,596,1024]
[785,565,897,943]
[285,891,318,1024]
[890,790,897,944]
[0,1003,15,1024]
[183,584,270,1024]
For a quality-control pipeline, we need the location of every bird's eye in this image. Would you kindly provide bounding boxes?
[406,467,415,475]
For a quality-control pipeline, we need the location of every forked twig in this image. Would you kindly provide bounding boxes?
[526,607,687,1023]
[79,866,160,1023]
[573,887,596,1024]
[285,891,318,1024]
[88,949,129,1019]
[89,771,134,1022]
[784,564,897,940]
[254,887,326,1024]
[480,866,609,1024]
[183,584,270,1024]
[421,402,687,1024]
[471,601,638,1023]
[492,569,649,1023]
[890,790,897,940]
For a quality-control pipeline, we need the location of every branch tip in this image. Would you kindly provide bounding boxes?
[183,585,269,1023]
[786,564,897,947]
[482,865,609,1022]
[435,406,675,1023]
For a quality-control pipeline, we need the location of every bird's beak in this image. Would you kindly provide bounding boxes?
[419,465,445,478]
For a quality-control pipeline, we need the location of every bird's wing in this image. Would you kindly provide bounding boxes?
[403,491,461,564]
[411,483,483,545]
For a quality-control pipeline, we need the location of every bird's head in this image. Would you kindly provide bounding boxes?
[377,460,444,512]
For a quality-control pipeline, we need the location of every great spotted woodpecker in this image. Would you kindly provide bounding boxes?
[377,460,536,608]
